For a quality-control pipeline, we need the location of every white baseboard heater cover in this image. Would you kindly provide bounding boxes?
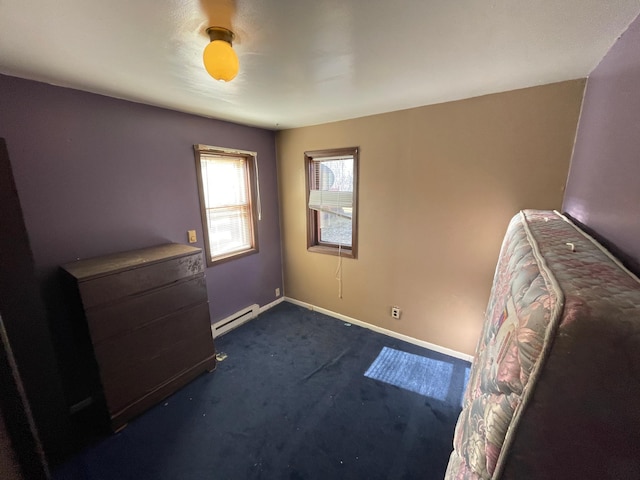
[211,304,259,338]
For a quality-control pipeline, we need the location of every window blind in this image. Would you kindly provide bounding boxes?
[308,156,353,217]
[308,190,352,216]
[201,154,252,256]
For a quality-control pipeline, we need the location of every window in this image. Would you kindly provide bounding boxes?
[194,144,260,266]
[305,147,359,258]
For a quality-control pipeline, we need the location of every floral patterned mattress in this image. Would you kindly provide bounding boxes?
[445,210,640,479]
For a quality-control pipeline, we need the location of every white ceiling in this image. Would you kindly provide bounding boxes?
[1,0,639,130]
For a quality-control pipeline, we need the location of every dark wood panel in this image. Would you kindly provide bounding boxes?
[104,341,215,415]
[76,252,204,308]
[94,302,212,377]
[99,305,215,413]
[0,314,48,479]
[62,244,203,281]
[85,275,208,344]
[109,356,216,431]
[0,138,70,465]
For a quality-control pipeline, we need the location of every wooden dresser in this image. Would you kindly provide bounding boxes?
[62,243,216,431]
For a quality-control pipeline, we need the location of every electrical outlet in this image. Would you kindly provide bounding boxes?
[275,287,281,297]
[391,306,401,319]
[187,230,197,243]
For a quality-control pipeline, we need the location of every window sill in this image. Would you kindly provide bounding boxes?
[207,247,259,267]
[307,244,356,259]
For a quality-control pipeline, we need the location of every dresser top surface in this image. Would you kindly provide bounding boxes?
[61,243,202,281]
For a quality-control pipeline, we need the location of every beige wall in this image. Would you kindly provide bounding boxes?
[276,80,585,356]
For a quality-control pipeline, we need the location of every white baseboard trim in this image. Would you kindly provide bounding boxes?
[259,296,285,314]
[284,297,474,363]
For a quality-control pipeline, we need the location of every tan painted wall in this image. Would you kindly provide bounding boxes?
[276,80,585,356]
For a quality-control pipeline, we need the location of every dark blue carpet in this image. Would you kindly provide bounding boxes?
[53,301,470,480]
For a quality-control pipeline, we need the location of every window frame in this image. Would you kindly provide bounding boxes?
[194,144,260,267]
[305,147,359,259]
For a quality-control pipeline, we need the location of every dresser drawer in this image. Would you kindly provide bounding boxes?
[96,302,214,412]
[86,275,208,344]
[78,252,204,308]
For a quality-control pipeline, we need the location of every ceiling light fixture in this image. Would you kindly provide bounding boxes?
[203,27,239,82]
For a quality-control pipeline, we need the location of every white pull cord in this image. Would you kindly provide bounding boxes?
[335,243,343,299]
[253,155,262,221]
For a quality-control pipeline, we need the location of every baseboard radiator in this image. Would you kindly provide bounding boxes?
[211,304,259,338]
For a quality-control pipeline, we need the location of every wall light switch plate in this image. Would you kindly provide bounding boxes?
[187,230,197,243]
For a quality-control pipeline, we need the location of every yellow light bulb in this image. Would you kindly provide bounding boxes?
[203,40,239,82]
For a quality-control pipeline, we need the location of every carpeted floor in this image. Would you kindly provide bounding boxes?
[53,301,471,480]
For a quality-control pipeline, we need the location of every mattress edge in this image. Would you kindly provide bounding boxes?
[492,210,566,479]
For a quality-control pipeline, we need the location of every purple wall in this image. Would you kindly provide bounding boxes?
[0,74,283,403]
[563,13,640,272]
